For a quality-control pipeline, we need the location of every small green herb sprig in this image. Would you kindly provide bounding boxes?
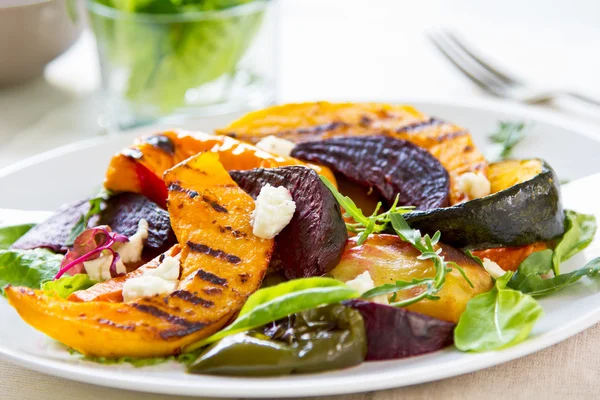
[319,176,412,245]
[488,121,528,161]
[320,176,473,307]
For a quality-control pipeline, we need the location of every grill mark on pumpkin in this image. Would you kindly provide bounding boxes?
[436,130,468,142]
[131,304,205,332]
[195,268,228,286]
[203,287,223,295]
[201,195,228,213]
[218,225,246,237]
[143,135,175,155]
[395,117,443,133]
[187,241,241,264]
[169,290,214,307]
[168,183,198,199]
[159,324,207,339]
[97,318,135,331]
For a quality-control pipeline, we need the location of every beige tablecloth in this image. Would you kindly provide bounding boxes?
[3,322,599,400]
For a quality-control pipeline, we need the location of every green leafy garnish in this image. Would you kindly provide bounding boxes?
[509,251,600,296]
[454,272,543,351]
[319,176,412,245]
[487,121,528,161]
[552,210,596,275]
[65,189,112,246]
[0,249,63,295]
[0,224,35,249]
[69,348,196,367]
[185,277,359,352]
[42,274,97,298]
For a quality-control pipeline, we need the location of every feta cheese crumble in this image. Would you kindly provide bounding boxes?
[345,271,389,305]
[482,258,506,279]
[251,184,296,239]
[83,219,148,282]
[255,136,296,157]
[122,256,181,302]
[457,172,491,200]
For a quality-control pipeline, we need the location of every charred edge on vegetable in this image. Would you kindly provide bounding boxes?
[131,304,207,333]
[201,195,228,213]
[238,273,250,283]
[295,121,347,134]
[203,287,223,295]
[143,135,175,155]
[122,148,143,160]
[169,290,214,307]
[359,115,373,127]
[195,269,228,286]
[437,131,468,142]
[159,324,209,340]
[168,183,198,199]
[187,241,241,264]
[395,117,444,133]
[218,225,246,237]
[97,318,136,331]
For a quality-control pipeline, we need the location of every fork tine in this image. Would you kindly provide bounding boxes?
[444,30,522,86]
[428,31,506,95]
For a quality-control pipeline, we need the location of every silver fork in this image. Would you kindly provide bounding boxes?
[428,29,600,108]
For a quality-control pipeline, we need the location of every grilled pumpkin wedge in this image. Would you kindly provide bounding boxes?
[103,130,336,207]
[217,102,488,204]
[6,152,274,358]
[403,159,564,249]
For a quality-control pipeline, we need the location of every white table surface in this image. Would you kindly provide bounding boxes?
[1,0,600,398]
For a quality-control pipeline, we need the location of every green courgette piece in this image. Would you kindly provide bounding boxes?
[403,159,564,249]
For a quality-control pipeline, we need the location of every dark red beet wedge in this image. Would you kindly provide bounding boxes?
[12,193,176,259]
[345,300,455,360]
[291,136,450,210]
[230,166,348,279]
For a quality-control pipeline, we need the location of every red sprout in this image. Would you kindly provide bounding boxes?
[55,226,129,280]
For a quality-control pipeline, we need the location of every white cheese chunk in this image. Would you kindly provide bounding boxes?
[251,184,296,239]
[345,271,389,305]
[84,254,126,282]
[457,172,491,200]
[122,276,178,302]
[255,136,296,157]
[114,219,148,264]
[83,219,149,282]
[482,258,506,279]
[122,256,181,302]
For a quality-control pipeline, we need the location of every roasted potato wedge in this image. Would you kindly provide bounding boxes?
[331,234,493,323]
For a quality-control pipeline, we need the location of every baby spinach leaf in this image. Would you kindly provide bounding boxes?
[185,277,359,352]
[42,274,97,298]
[454,272,543,352]
[0,249,63,295]
[552,210,596,274]
[0,224,35,249]
[509,252,600,297]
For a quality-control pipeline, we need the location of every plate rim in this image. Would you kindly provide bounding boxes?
[1,97,600,397]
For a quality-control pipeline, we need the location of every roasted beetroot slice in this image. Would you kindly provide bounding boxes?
[10,199,91,253]
[291,136,450,210]
[230,166,348,279]
[98,193,177,256]
[345,300,455,360]
[11,193,176,258]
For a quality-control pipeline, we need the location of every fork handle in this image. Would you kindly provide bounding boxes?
[563,91,600,108]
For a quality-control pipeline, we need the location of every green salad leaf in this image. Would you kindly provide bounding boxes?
[454,272,543,352]
[552,210,596,275]
[65,189,112,246]
[0,249,63,295]
[0,224,35,249]
[69,348,197,367]
[185,277,359,352]
[42,274,97,298]
[509,253,600,297]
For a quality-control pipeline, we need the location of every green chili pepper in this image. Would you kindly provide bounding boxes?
[187,304,367,376]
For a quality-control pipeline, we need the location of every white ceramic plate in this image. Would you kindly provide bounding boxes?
[1,98,600,398]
